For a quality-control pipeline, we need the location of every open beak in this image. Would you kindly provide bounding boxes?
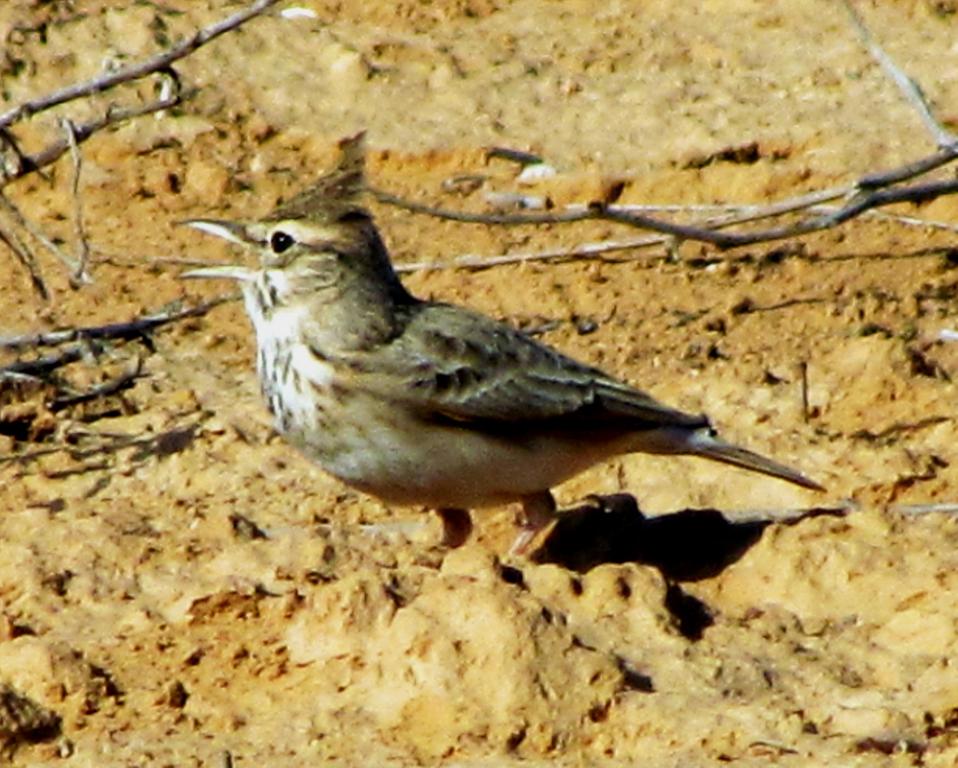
[179,218,257,282]
[181,264,256,281]
[180,218,253,245]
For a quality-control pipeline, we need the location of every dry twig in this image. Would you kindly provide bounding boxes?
[60,118,91,286]
[0,0,281,131]
[0,294,235,352]
[0,0,281,293]
[48,360,144,411]
[0,216,48,298]
[2,74,181,184]
[375,4,958,265]
[0,190,81,280]
[841,0,955,149]
[374,151,958,255]
[893,502,958,517]
[1,345,86,378]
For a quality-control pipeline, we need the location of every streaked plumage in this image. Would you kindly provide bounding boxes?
[183,133,822,551]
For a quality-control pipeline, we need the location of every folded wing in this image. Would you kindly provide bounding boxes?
[347,303,707,433]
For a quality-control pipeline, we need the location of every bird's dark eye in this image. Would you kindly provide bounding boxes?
[270,230,295,254]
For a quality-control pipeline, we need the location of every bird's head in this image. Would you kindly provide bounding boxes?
[180,132,407,308]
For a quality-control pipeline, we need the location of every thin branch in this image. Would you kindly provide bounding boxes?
[819,177,958,228]
[0,0,283,129]
[0,82,180,292]
[395,235,664,273]
[5,72,181,184]
[850,415,951,443]
[0,80,179,294]
[842,0,955,149]
[486,146,544,166]
[734,504,852,525]
[0,0,282,185]
[599,186,848,224]
[48,360,144,411]
[893,502,958,517]
[374,4,958,258]
[0,190,81,273]
[391,201,958,274]
[0,220,48,299]
[394,218,958,274]
[388,169,958,273]
[61,118,92,286]
[862,209,958,235]
[93,252,234,269]
[0,294,236,351]
[0,1,280,294]
[0,128,27,180]
[1,345,85,377]
[376,154,958,252]
[859,145,958,188]
[601,202,958,236]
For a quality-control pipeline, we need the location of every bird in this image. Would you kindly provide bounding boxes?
[181,133,823,553]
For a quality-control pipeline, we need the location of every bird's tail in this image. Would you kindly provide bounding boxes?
[684,427,824,491]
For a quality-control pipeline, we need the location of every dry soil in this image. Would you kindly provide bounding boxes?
[2,1,958,766]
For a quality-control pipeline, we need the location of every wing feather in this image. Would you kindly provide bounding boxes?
[346,303,707,432]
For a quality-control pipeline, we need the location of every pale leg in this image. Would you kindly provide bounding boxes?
[510,491,557,556]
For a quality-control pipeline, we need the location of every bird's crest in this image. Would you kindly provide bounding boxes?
[265,131,369,224]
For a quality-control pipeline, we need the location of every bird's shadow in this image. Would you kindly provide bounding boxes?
[532,493,846,581]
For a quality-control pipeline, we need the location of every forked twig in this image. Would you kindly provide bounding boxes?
[49,360,144,411]
[0,0,282,130]
[0,190,81,276]
[393,203,958,273]
[0,0,281,294]
[5,73,181,183]
[1,345,85,377]
[373,151,958,253]
[375,5,958,260]
[0,294,236,351]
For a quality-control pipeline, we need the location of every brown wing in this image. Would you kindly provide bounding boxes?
[348,302,708,432]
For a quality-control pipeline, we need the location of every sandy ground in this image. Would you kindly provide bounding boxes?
[2,0,958,765]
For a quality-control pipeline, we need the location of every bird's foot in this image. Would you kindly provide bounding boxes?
[509,492,558,557]
[511,493,643,559]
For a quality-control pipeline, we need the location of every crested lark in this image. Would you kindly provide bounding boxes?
[183,134,822,551]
